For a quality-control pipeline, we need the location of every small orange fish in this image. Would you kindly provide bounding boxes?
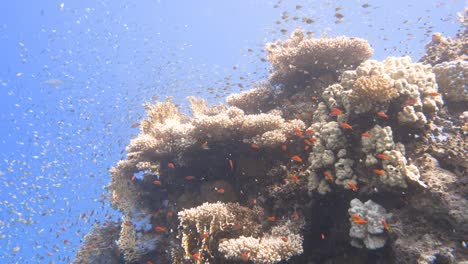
[250,143,260,149]
[185,176,195,180]
[330,107,343,116]
[281,144,287,151]
[228,159,234,170]
[153,180,161,185]
[304,145,310,151]
[428,92,440,97]
[311,96,318,101]
[361,132,372,138]
[290,174,300,184]
[381,219,391,232]
[306,129,315,134]
[321,233,325,240]
[376,154,390,160]
[147,261,153,264]
[200,233,209,239]
[131,123,140,128]
[131,175,136,181]
[294,128,304,138]
[351,214,368,224]
[241,252,249,261]
[167,211,173,218]
[216,188,225,194]
[200,140,210,150]
[281,236,288,242]
[292,212,299,220]
[323,171,334,181]
[309,137,318,143]
[340,123,353,129]
[192,253,201,261]
[373,169,385,175]
[167,162,175,169]
[155,226,166,232]
[63,239,69,245]
[267,216,276,222]
[124,221,133,226]
[347,182,358,191]
[377,111,389,119]
[291,155,302,163]
[303,139,312,145]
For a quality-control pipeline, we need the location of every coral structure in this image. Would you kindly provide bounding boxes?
[348,198,391,249]
[266,29,373,87]
[76,12,468,264]
[433,60,468,102]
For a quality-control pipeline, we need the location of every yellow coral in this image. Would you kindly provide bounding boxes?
[348,75,398,113]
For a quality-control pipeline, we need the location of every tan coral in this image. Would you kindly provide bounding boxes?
[266,29,373,86]
[433,60,468,102]
[225,82,273,113]
[116,219,138,262]
[347,75,398,113]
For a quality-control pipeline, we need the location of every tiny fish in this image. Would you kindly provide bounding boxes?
[267,216,276,222]
[131,123,140,128]
[281,236,288,242]
[311,96,318,101]
[428,92,440,97]
[250,143,260,149]
[403,98,417,106]
[290,174,300,184]
[361,132,372,138]
[330,107,343,116]
[281,144,287,151]
[200,233,209,239]
[228,159,234,170]
[303,139,312,145]
[292,212,299,220]
[376,154,390,160]
[200,140,210,150]
[377,111,389,119]
[155,226,166,232]
[294,128,304,138]
[321,233,325,239]
[381,219,391,232]
[241,252,249,261]
[167,162,175,169]
[324,171,334,181]
[216,188,225,194]
[147,261,153,264]
[153,180,161,185]
[340,123,353,129]
[373,169,386,175]
[185,176,195,180]
[347,182,358,191]
[291,155,303,163]
[305,129,315,134]
[192,253,201,261]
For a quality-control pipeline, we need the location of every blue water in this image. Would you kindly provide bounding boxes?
[0,1,465,263]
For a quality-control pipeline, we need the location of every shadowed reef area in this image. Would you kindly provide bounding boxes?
[74,9,468,264]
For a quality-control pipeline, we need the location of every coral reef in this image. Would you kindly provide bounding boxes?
[75,10,468,264]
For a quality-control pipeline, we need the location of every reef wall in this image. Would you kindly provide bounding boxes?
[74,9,468,264]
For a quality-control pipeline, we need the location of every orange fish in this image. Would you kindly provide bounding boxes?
[330,107,343,116]
[290,174,300,184]
[228,159,234,170]
[373,169,385,175]
[281,144,287,151]
[305,129,315,134]
[291,155,302,163]
[153,180,161,185]
[124,221,133,226]
[185,176,195,180]
[376,154,390,160]
[267,216,276,222]
[281,236,288,242]
[200,140,210,150]
[309,137,318,143]
[311,96,318,101]
[304,145,310,151]
[303,139,312,145]
[340,123,353,129]
[292,212,299,220]
[323,171,334,181]
[131,175,136,181]
[155,226,166,232]
[167,162,175,169]
[294,128,304,138]
[131,123,140,128]
[147,261,153,264]
[347,182,358,191]
[241,252,249,261]
[200,233,209,239]
[216,188,225,194]
[63,239,69,245]
[321,233,325,240]
[428,92,440,97]
[167,211,173,218]
[381,219,391,232]
[377,111,389,119]
[250,143,260,149]
[354,218,368,225]
[192,253,201,261]
[361,132,372,138]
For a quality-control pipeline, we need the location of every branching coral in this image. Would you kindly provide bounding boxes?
[266,29,373,86]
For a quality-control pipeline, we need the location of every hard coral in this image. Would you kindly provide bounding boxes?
[347,75,398,113]
[266,29,373,87]
[433,60,468,102]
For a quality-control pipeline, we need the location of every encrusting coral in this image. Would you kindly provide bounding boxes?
[75,11,468,264]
